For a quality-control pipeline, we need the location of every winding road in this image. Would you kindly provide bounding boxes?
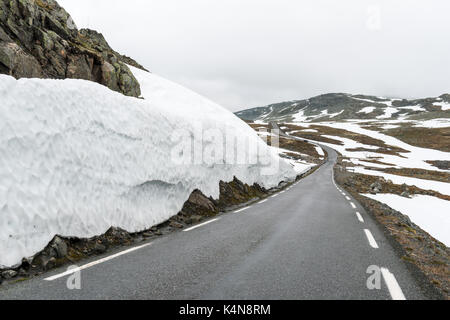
[0,137,437,300]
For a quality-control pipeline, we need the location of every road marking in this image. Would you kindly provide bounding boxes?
[345,196,351,201]
[270,194,278,198]
[350,202,356,209]
[183,218,220,232]
[258,199,268,204]
[44,243,152,281]
[355,212,364,223]
[381,268,406,300]
[234,207,249,213]
[364,229,379,249]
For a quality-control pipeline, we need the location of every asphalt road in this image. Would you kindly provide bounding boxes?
[0,140,436,300]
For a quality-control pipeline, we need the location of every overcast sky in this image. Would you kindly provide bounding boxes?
[59,0,450,111]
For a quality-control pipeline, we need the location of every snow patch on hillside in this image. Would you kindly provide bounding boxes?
[363,194,450,246]
[311,122,450,172]
[377,107,399,119]
[358,107,376,114]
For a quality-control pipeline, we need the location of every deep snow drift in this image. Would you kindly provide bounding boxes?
[0,69,296,267]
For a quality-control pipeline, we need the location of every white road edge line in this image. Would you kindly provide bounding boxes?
[355,212,364,223]
[259,199,268,204]
[345,196,351,201]
[381,267,406,300]
[350,202,356,209]
[44,242,152,281]
[234,207,249,213]
[364,229,379,249]
[183,218,220,232]
[270,194,278,198]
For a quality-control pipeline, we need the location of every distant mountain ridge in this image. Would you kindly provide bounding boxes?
[236,93,450,122]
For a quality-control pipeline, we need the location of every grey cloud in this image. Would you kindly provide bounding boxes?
[59,0,450,111]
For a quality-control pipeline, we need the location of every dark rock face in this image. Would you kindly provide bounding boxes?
[0,0,144,97]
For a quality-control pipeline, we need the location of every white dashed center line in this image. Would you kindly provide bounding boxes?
[355,212,364,223]
[364,229,379,249]
[350,202,356,209]
[183,218,220,232]
[45,242,152,281]
[381,267,406,300]
[345,196,351,201]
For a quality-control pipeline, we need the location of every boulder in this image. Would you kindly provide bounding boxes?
[93,242,107,254]
[50,236,68,259]
[400,191,411,198]
[1,270,18,279]
[370,181,382,194]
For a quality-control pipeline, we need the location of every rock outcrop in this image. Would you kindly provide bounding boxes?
[0,0,145,97]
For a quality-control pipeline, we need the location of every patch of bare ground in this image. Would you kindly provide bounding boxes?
[365,124,450,153]
[335,159,449,299]
[376,167,450,183]
[281,123,310,131]
[345,147,407,157]
[263,135,324,165]
[427,160,450,171]
[359,159,397,167]
[290,131,344,145]
[248,123,270,130]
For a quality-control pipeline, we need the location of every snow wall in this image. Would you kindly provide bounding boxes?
[0,66,296,267]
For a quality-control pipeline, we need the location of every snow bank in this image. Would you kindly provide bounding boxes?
[363,194,450,246]
[0,70,296,267]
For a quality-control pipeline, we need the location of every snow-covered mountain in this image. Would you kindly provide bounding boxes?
[236,93,450,123]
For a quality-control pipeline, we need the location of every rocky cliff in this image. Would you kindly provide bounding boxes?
[0,0,145,97]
